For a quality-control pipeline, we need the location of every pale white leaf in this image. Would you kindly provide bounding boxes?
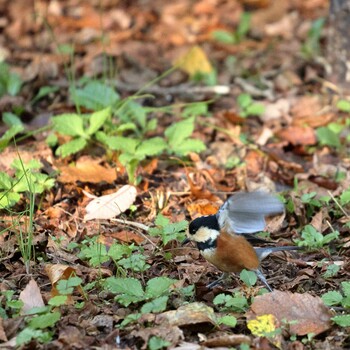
[19,279,45,314]
[84,185,137,221]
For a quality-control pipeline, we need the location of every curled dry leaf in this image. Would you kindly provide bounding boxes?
[187,200,220,219]
[84,185,137,221]
[246,290,332,336]
[19,279,45,315]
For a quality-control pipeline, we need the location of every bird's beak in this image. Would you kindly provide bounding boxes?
[181,237,190,245]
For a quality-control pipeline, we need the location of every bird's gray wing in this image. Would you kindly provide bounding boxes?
[216,191,284,234]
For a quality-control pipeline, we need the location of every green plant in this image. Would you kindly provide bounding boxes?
[236,93,265,117]
[213,291,249,313]
[0,290,24,319]
[322,282,350,327]
[0,113,24,151]
[316,123,344,149]
[300,192,330,218]
[211,12,251,44]
[301,18,325,59]
[0,159,55,209]
[295,224,339,249]
[148,336,171,350]
[148,214,187,246]
[323,263,340,278]
[0,62,22,97]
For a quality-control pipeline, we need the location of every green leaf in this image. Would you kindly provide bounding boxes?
[323,264,340,278]
[340,188,350,206]
[118,101,147,129]
[211,30,235,44]
[31,86,60,104]
[246,103,265,116]
[108,243,133,260]
[56,276,82,295]
[240,269,257,287]
[237,93,252,109]
[105,136,138,153]
[16,328,50,346]
[48,295,68,307]
[70,81,120,110]
[29,311,61,329]
[332,315,350,327]
[135,137,167,157]
[118,254,150,272]
[79,241,109,267]
[155,213,170,227]
[141,296,168,313]
[165,117,195,146]
[0,191,20,208]
[341,282,350,297]
[145,277,176,298]
[87,107,111,135]
[321,291,343,306]
[0,172,12,190]
[6,71,22,96]
[55,137,87,158]
[2,112,23,127]
[217,315,237,327]
[236,12,251,40]
[148,336,171,350]
[316,126,341,148]
[336,99,350,112]
[0,124,24,151]
[105,277,145,306]
[170,138,206,156]
[182,102,209,118]
[52,114,86,137]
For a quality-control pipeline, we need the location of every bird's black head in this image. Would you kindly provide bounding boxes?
[188,215,220,235]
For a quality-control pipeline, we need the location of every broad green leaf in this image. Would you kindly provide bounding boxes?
[55,137,87,158]
[182,102,209,118]
[240,269,257,287]
[70,81,119,110]
[135,137,167,157]
[236,12,251,40]
[0,124,24,150]
[246,103,265,116]
[48,295,68,307]
[155,213,169,227]
[0,191,20,208]
[118,101,147,129]
[105,136,138,153]
[336,99,350,112]
[6,71,22,96]
[105,277,144,295]
[87,107,111,135]
[148,336,171,350]
[79,242,109,267]
[170,138,206,155]
[165,117,195,146]
[118,254,150,272]
[341,282,350,297]
[141,296,168,313]
[316,126,341,148]
[332,315,350,327]
[2,112,22,127]
[52,114,86,137]
[16,328,49,346]
[237,93,252,109]
[340,189,350,206]
[108,243,133,260]
[145,277,176,298]
[217,315,237,327]
[29,311,61,329]
[0,172,12,190]
[321,291,343,306]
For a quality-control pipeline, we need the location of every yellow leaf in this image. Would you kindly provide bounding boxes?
[174,46,213,77]
[247,314,282,349]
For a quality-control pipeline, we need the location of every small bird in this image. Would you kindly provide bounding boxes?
[183,191,300,291]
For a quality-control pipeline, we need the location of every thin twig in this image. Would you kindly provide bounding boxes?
[328,190,349,218]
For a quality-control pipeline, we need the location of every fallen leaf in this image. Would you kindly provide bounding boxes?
[156,302,217,327]
[110,230,145,244]
[58,157,117,183]
[277,126,317,146]
[0,318,7,342]
[246,291,332,336]
[174,46,213,77]
[84,185,137,221]
[202,333,251,347]
[19,279,45,314]
[187,200,220,218]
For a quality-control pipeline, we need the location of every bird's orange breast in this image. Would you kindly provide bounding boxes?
[201,231,260,272]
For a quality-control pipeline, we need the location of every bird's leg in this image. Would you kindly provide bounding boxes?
[255,269,273,292]
[207,272,230,289]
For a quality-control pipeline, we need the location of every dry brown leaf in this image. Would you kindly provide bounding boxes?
[246,290,332,336]
[202,333,251,347]
[84,185,137,221]
[187,200,220,218]
[58,157,117,184]
[0,318,7,342]
[156,302,217,327]
[277,126,317,146]
[19,279,45,315]
[109,230,145,244]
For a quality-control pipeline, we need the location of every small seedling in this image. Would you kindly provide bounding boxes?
[237,93,265,117]
[301,18,325,59]
[295,224,339,249]
[213,291,249,313]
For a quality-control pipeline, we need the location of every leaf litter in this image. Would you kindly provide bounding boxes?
[0,0,350,349]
